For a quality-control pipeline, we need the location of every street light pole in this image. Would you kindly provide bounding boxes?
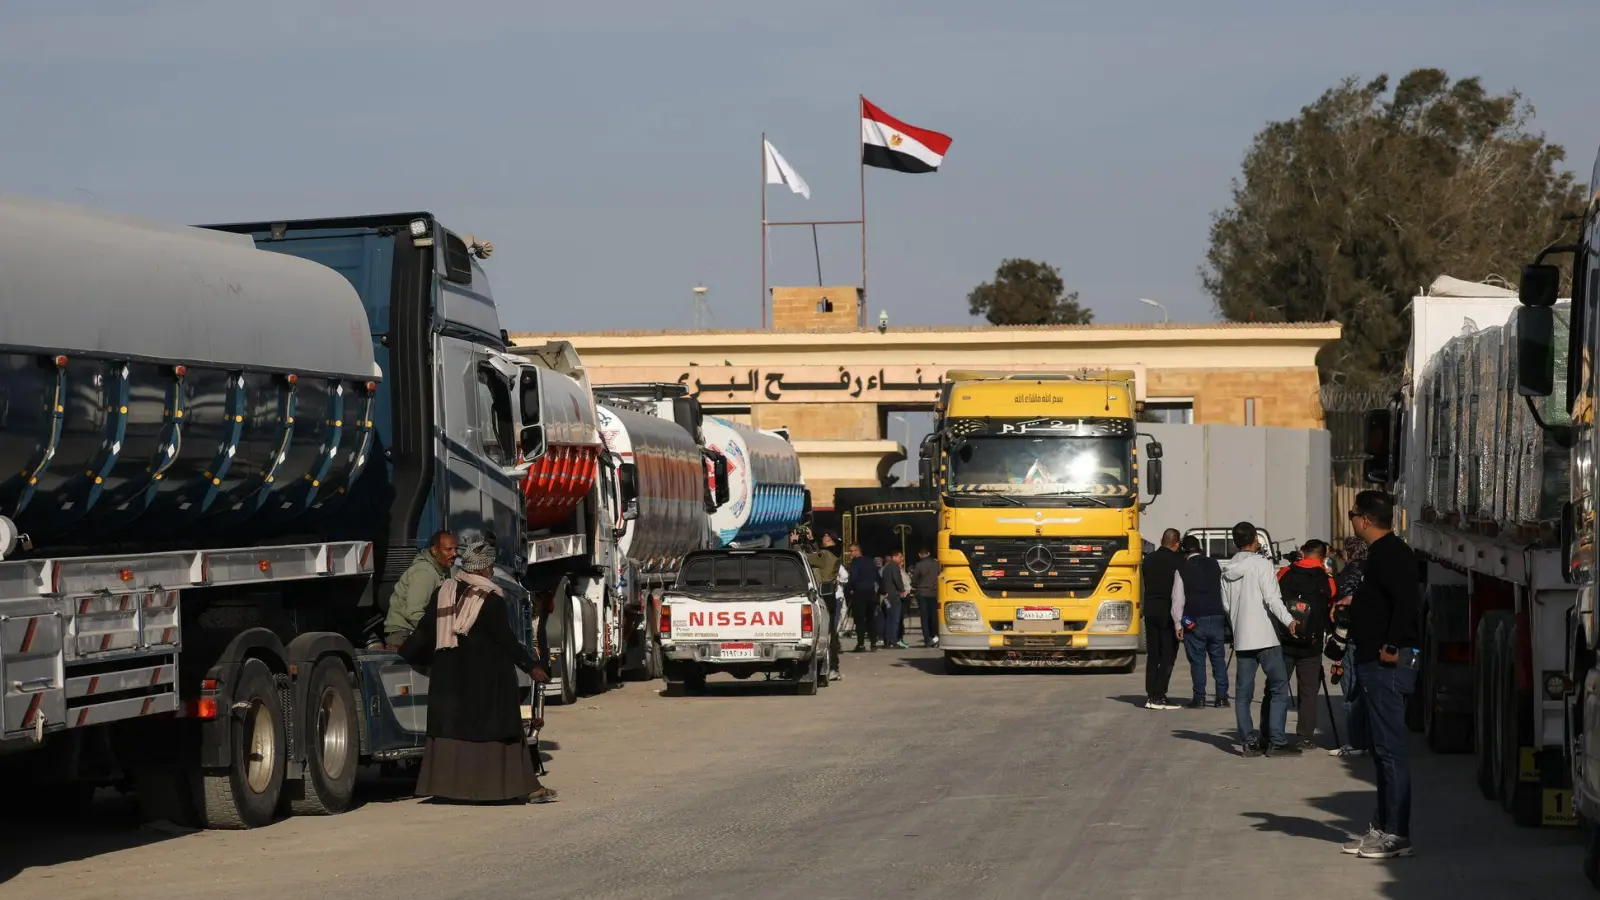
[1138,297,1169,324]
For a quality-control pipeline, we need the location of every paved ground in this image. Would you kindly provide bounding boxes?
[1,640,1590,899]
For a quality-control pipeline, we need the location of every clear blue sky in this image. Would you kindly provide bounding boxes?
[1,0,1592,334]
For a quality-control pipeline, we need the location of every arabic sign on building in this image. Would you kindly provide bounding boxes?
[580,365,1147,403]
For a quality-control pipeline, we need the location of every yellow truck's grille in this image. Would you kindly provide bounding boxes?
[953,536,1126,596]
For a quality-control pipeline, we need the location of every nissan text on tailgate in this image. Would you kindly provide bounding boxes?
[659,549,832,696]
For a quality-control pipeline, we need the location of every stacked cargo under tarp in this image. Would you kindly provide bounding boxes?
[1416,298,1570,534]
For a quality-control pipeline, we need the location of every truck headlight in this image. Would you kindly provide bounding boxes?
[943,601,984,632]
[1090,600,1134,633]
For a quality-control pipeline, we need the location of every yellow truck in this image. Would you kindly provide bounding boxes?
[918,370,1163,674]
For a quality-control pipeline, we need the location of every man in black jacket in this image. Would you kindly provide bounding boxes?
[845,544,883,652]
[1141,528,1183,709]
[1342,490,1420,860]
[1172,535,1230,709]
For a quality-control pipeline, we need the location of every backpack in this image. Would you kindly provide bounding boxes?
[1275,565,1330,656]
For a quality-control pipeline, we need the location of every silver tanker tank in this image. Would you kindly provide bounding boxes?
[597,404,711,573]
[0,195,380,550]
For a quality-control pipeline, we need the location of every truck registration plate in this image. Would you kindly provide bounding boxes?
[1015,607,1060,621]
[718,642,757,660]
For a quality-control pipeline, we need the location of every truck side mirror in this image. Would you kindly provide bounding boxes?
[1520,263,1562,308]
[623,497,640,522]
[1146,458,1163,497]
[1516,304,1556,398]
[519,423,546,460]
[619,462,639,503]
[917,433,939,499]
[711,452,730,507]
[519,368,541,423]
[1362,408,1392,485]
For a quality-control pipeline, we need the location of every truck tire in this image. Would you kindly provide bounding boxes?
[550,599,578,707]
[1477,613,1510,801]
[288,657,359,816]
[1425,620,1473,754]
[1499,618,1543,827]
[795,658,819,696]
[1111,654,1137,675]
[198,658,286,830]
[818,650,832,688]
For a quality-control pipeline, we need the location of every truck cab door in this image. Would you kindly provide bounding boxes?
[434,337,522,555]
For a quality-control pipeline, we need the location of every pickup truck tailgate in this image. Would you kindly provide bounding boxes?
[668,598,805,641]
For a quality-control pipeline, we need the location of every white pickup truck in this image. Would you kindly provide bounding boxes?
[658,548,832,696]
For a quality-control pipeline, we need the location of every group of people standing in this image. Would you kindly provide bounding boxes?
[1138,491,1420,860]
[802,530,942,674]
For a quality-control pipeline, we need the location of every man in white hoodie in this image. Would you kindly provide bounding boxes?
[1221,521,1301,757]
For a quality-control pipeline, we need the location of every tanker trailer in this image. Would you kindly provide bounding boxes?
[702,416,807,549]
[512,342,608,705]
[0,196,535,830]
[597,400,716,681]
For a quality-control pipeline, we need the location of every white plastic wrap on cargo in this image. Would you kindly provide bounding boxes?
[1472,326,1502,522]
[1419,302,1570,530]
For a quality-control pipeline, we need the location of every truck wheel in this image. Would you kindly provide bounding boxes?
[1499,619,1543,827]
[1476,613,1504,800]
[1480,613,1511,800]
[646,637,663,681]
[198,659,286,830]
[795,659,819,696]
[550,600,578,706]
[818,651,832,688]
[1111,654,1137,675]
[289,657,358,816]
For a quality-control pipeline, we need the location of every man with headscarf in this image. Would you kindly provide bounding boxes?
[400,539,556,803]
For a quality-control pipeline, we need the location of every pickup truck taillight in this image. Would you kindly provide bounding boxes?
[801,604,814,637]
[659,603,671,637]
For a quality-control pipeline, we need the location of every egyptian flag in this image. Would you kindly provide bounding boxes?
[861,97,952,174]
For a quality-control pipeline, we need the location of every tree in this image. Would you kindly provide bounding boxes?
[1203,68,1584,386]
[968,259,1094,325]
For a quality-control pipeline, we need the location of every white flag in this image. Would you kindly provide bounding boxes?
[763,140,811,200]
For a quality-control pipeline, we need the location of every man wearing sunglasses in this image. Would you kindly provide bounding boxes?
[1342,490,1421,860]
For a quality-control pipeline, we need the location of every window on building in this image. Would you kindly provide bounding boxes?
[1140,399,1194,425]
[1244,397,1257,426]
[816,296,834,313]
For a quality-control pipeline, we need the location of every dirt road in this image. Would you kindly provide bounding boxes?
[1,645,1588,899]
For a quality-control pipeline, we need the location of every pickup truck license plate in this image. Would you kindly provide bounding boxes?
[1015,607,1061,621]
[718,642,757,660]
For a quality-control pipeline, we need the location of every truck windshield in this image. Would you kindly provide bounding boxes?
[948,436,1133,502]
[679,555,809,591]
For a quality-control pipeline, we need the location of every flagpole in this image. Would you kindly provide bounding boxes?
[858,95,867,329]
[761,131,768,329]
